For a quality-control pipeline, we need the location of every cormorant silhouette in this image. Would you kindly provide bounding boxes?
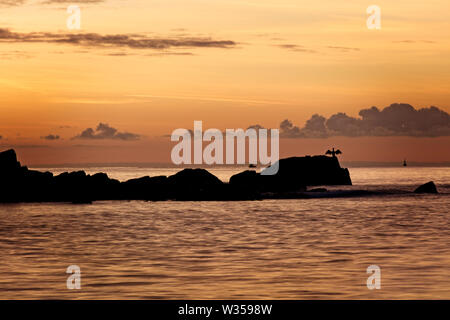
[325,148,342,157]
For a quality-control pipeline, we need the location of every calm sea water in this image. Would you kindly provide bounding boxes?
[0,167,449,299]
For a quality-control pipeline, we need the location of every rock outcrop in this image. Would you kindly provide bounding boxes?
[0,148,354,203]
[414,181,438,194]
[229,155,352,192]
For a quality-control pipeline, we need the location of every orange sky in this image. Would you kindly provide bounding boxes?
[1,0,450,165]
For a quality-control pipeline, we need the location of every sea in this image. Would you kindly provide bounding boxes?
[0,166,449,299]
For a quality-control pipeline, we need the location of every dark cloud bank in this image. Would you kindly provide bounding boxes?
[280,103,450,138]
[73,123,140,141]
[0,28,236,51]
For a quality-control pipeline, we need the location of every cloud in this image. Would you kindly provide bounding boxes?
[327,46,360,52]
[73,123,141,141]
[100,51,194,57]
[0,50,33,59]
[275,44,361,54]
[280,119,302,137]
[276,44,300,50]
[0,28,236,51]
[167,125,273,140]
[146,52,194,57]
[42,0,104,3]
[275,44,317,53]
[0,0,26,6]
[41,134,60,140]
[0,0,103,5]
[246,124,265,131]
[393,40,436,44]
[280,103,450,138]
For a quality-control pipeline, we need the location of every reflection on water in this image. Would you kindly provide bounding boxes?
[1,167,449,299]
[0,194,449,299]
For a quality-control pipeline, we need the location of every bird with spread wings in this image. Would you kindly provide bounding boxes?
[325,148,342,157]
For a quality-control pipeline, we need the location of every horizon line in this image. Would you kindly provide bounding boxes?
[27,160,450,169]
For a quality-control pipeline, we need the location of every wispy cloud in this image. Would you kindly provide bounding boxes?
[0,50,32,59]
[275,43,360,54]
[0,0,103,5]
[0,0,26,6]
[128,94,290,105]
[275,44,317,53]
[0,28,237,51]
[41,0,104,4]
[327,46,360,52]
[393,40,436,44]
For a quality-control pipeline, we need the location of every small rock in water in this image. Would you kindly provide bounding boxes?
[414,181,438,194]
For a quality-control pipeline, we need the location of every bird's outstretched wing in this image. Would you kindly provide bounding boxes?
[325,150,332,155]
[335,149,342,155]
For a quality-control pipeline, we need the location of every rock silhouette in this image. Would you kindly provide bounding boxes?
[414,181,438,194]
[0,148,356,203]
[229,155,352,192]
